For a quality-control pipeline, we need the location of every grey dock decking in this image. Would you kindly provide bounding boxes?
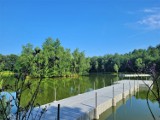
[30,80,152,120]
[120,74,150,77]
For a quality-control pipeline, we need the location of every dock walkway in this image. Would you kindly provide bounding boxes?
[31,80,152,120]
[120,74,150,77]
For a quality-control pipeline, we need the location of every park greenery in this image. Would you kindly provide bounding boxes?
[0,37,160,77]
[90,44,160,73]
[0,38,90,78]
[0,37,160,120]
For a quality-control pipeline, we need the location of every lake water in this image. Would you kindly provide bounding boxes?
[1,73,159,120]
[99,89,160,120]
[1,73,119,115]
[21,73,119,106]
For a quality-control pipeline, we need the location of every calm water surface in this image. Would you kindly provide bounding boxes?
[99,90,160,120]
[29,73,119,105]
[2,73,119,113]
[2,73,158,120]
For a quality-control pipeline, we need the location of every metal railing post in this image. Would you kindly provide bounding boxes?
[57,104,60,120]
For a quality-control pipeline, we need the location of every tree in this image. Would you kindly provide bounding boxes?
[78,51,90,75]
[0,54,5,71]
[72,48,80,74]
[90,56,98,72]
[59,48,72,76]
[71,49,90,75]
[4,54,18,71]
[113,63,119,73]
[42,38,56,77]
[135,58,145,72]
[14,43,34,76]
[0,52,47,120]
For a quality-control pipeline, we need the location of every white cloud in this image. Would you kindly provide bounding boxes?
[143,9,155,13]
[138,14,160,29]
[126,7,160,30]
[143,7,160,13]
[136,7,160,29]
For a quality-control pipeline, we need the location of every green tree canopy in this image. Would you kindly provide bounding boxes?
[113,63,119,73]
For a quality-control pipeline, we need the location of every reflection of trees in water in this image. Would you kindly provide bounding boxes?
[19,74,118,106]
[134,75,160,120]
[0,73,119,119]
[135,88,157,103]
[0,95,10,119]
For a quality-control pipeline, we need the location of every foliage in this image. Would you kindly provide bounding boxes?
[90,44,160,73]
[0,71,14,77]
[0,54,18,72]
[0,95,10,120]
[0,39,160,76]
[135,58,145,72]
[7,38,91,78]
[0,50,47,120]
[127,60,160,120]
[113,63,119,73]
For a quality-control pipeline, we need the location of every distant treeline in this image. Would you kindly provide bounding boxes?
[90,44,160,73]
[0,38,160,77]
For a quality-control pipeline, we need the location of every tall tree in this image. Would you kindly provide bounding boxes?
[4,54,18,71]
[113,63,119,73]
[135,58,145,72]
[15,43,34,75]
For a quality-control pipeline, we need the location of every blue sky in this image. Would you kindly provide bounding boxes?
[0,0,160,57]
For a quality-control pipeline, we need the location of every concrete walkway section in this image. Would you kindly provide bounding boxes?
[30,80,152,120]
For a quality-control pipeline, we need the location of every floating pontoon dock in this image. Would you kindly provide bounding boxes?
[120,74,151,77]
[30,80,152,120]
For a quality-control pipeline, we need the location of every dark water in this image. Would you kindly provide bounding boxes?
[99,90,160,120]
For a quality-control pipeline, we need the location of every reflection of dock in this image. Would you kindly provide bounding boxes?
[99,95,130,120]
[31,80,152,120]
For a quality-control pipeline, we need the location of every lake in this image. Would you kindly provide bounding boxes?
[1,73,159,120]
[21,73,119,106]
[99,89,160,120]
[1,73,119,108]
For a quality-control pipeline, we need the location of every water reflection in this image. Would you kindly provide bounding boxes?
[1,73,118,107]
[0,92,16,113]
[99,89,160,120]
[1,73,157,119]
